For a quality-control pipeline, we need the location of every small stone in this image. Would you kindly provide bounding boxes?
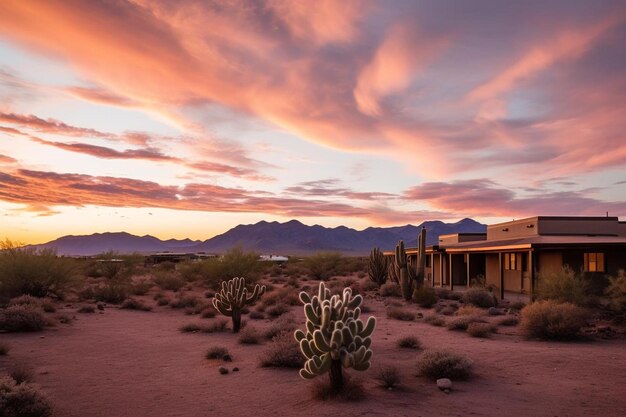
[437,378,452,391]
[222,354,233,362]
[416,312,424,319]
[218,366,228,375]
[232,367,239,372]
[97,303,105,311]
[488,307,503,316]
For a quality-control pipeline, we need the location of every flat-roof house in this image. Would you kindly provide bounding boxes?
[398,216,626,299]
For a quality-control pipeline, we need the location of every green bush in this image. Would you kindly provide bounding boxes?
[462,288,496,308]
[120,298,152,311]
[0,240,77,299]
[153,270,185,291]
[259,331,303,368]
[520,300,588,340]
[93,284,129,304]
[413,286,437,308]
[0,305,46,332]
[303,252,343,280]
[199,248,263,288]
[605,270,626,312]
[380,282,402,297]
[537,266,590,306]
[0,376,52,417]
[416,349,473,380]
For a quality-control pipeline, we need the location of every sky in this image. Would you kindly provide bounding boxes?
[0,0,625,244]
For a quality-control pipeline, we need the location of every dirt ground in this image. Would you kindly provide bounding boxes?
[2,280,626,417]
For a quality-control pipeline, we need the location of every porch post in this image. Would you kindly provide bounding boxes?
[439,253,444,287]
[431,253,435,287]
[466,253,471,288]
[529,250,535,299]
[449,253,454,291]
[499,252,504,299]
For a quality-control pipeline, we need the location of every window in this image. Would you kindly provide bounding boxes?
[504,253,520,271]
[584,252,605,272]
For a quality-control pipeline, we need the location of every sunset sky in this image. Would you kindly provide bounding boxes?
[1,0,625,244]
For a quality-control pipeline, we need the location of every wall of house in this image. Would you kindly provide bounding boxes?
[538,251,563,275]
[487,218,539,240]
[619,222,626,237]
[539,218,619,236]
[486,254,500,289]
[504,269,522,292]
[431,254,442,286]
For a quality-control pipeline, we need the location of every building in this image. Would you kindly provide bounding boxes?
[397,216,626,299]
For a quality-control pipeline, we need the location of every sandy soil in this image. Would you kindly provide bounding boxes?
[2,281,626,417]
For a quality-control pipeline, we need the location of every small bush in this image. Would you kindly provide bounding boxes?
[259,331,304,368]
[416,349,473,380]
[605,270,626,312]
[8,295,41,308]
[249,311,265,320]
[56,314,72,324]
[374,365,401,389]
[180,323,204,333]
[0,305,46,332]
[456,305,485,316]
[238,326,261,344]
[153,271,186,291]
[169,295,198,309]
[497,315,520,326]
[424,313,445,327]
[386,307,415,321]
[264,314,297,339]
[434,288,462,300]
[412,287,437,308]
[0,342,9,355]
[261,288,300,307]
[131,282,152,295]
[206,346,229,360]
[380,282,402,297]
[0,376,52,417]
[508,301,527,311]
[537,266,591,306]
[93,284,128,304]
[201,307,216,318]
[157,298,170,306]
[205,318,229,333]
[265,303,290,318]
[9,364,34,384]
[462,288,496,308]
[466,322,495,338]
[311,376,365,401]
[120,298,152,311]
[447,315,484,331]
[77,305,95,313]
[520,300,588,340]
[303,252,344,280]
[397,335,421,349]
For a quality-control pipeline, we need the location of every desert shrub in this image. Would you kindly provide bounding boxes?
[412,286,437,308]
[359,279,379,293]
[265,303,289,317]
[462,288,496,308]
[498,315,520,326]
[56,314,72,324]
[200,247,263,288]
[179,323,204,333]
[424,313,445,327]
[520,300,588,340]
[238,326,261,344]
[417,350,473,380]
[158,261,176,271]
[467,322,495,338]
[77,305,95,313]
[0,240,77,299]
[153,271,185,291]
[386,307,415,321]
[434,288,462,300]
[311,376,365,401]
[605,270,626,312]
[9,364,34,384]
[261,287,300,306]
[157,298,170,306]
[93,283,128,304]
[435,302,458,316]
[537,266,590,306]
[380,282,402,297]
[303,252,343,280]
[200,306,216,318]
[8,295,41,308]
[130,281,152,295]
[397,335,421,349]
[456,305,485,316]
[169,295,198,309]
[447,315,484,331]
[264,314,297,339]
[120,298,152,311]
[0,305,46,332]
[286,276,300,288]
[178,261,204,282]
[0,376,52,417]
[508,301,527,311]
[249,311,265,320]
[205,318,229,333]
[205,346,229,360]
[470,274,486,288]
[259,331,303,368]
[374,365,401,389]
[0,343,9,355]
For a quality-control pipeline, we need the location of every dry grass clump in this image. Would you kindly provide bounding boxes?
[205,318,230,333]
[412,286,437,308]
[120,298,152,311]
[380,282,402,297]
[466,322,495,338]
[447,315,485,331]
[497,315,520,326]
[249,311,265,320]
[520,300,588,340]
[8,295,56,313]
[462,288,497,308]
[153,271,186,291]
[265,303,290,318]
[9,364,34,384]
[434,288,462,300]
[179,323,205,333]
[77,305,96,313]
[130,281,152,295]
[456,305,485,316]
[508,301,527,311]
[205,346,229,360]
[169,295,198,309]
[259,331,303,368]
[397,335,421,349]
[0,375,52,417]
[264,314,297,339]
[93,284,128,304]
[261,287,300,307]
[0,305,46,332]
[311,376,366,401]
[374,365,401,389]
[0,342,9,355]
[424,313,446,327]
[386,307,416,321]
[200,306,216,318]
[416,349,473,380]
[359,279,379,293]
[238,326,261,344]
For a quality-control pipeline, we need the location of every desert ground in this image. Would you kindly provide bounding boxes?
[2,271,625,417]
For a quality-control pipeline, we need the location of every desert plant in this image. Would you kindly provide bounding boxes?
[212,277,266,333]
[397,335,421,349]
[380,282,402,298]
[303,252,344,280]
[466,322,495,338]
[260,331,304,368]
[412,286,437,308]
[120,298,152,311]
[93,283,128,304]
[424,313,445,326]
[77,305,95,313]
[130,281,153,295]
[238,326,261,344]
[205,346,229,360]
[537,266,590,306]
[462,288,497,308]
[265,303,290,317]
[393,240,413,301]
[416,349,473,380]
[374,365,401,389]
[386,307,416,321]
[367,248,388,286]
[412,228,427,293]
[0,376,52,417]
[520,300,588,340]
[497,315,520,326]
[0,305,46,332]
[470,274,486,288]
[447,315,485,331]
[294,282,376,393]
[456,305,485,316]
[153,270,186,291]
[605,270,626,312]
[9,364,34,384]
[434,288,462,300]
[264,314,297,339]
[249,311,265,320]
[169,295,198,309]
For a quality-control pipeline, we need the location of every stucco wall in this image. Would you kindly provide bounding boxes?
[486,254,500,289]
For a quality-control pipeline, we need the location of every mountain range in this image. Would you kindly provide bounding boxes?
[27,218,486,256]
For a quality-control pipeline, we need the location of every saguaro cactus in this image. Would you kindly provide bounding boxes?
[395,240,412,300]
[368,248,388,286]
[415,228,427,289]
[294,282,376,393]
[212,277,265,333]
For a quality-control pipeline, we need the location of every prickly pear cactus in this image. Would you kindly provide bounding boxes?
[294,282,376,392]
[212,277,265,333]
[368,247,388,286]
